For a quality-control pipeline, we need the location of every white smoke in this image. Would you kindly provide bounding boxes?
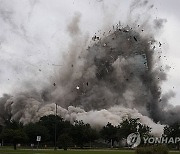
[5,98,164,136]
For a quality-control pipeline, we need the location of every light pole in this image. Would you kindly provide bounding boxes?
[54,103,57,150]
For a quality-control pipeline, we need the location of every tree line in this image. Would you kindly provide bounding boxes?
[0,115,179,150]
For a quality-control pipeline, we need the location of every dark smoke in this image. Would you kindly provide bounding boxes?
[154,18,167,29]
[0,0,179,136]
[130,0,149,13]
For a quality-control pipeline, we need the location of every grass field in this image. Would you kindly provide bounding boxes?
[0,149,180,154]
[0,149,132,154]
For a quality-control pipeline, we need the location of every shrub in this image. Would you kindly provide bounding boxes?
[135,145,168,154]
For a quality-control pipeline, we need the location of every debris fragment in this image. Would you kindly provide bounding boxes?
[123,29,129,32]
[92,35,100,41]
[103,43,107,47]
[133,36,137,41]
[159,42,162,47]
[92,35,96,41]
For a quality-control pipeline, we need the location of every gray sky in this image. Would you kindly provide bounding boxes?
[0,0,180,105]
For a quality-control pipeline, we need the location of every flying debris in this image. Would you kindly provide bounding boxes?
[133,36,138,41]
[123,29,129,32]
[159,42,162,47]
[92,35,100,41]
[103,43,107,47]
[52,64,63,66]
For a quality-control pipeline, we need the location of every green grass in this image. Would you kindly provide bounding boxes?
[0,149,180,154]
[0,149,133,154]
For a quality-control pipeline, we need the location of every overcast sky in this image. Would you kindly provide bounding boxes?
[0,0,180,105]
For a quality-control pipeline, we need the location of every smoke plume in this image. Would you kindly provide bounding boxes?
[0,0,179,137]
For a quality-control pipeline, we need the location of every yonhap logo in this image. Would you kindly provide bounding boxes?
[127,132,180,148]
[127,132,141,148]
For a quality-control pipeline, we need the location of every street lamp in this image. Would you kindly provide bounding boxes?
[54,103,57,150]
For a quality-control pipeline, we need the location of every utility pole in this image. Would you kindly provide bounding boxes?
[54,103,57,150]
[111,139,113,148]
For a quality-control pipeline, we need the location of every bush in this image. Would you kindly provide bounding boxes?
[135,145,169,154]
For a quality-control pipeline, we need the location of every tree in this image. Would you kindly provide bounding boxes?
[4,120,23,130]
[0,120,28,150]
[70,121,97,148]
[87,128,99,147]
[38,115,73,145]
[58,134,72,150]
[117,118,151,141]
[38,115,61,141]
[0,128,28,150]
[100,122,118,147]
[0,125,3,134]
[24,123,50,144]
[164,123,180,149]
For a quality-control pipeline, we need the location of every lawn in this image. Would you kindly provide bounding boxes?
[0,149,134,154]
[0,149,180,154]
